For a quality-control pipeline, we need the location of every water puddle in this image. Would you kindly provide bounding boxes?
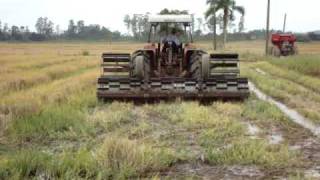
[227,166,264,178]
[245,122,260,136]
[268,134,284,144]
[249,82,320,136]
[165,163,264,179]
[305,166,320,179]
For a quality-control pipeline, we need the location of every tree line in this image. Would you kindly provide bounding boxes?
[0,17,123,41]
[0,8,317,43]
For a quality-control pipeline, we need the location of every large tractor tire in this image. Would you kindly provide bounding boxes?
[190,53,210,80]
[201,54,211,79]
[132,55,150,80]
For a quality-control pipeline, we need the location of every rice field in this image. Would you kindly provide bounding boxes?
[0,41,320,179]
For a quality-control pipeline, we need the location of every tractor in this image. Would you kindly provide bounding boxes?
[270,33,298,57]
[97,15,249,101]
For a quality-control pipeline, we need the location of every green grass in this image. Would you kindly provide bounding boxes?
[268,55,320,77]
[1,42,319,179]
[144,101,299,169]
[203,139,296,168]
[242,65,320,124]
[0,149,101,179]
[97,137,176,179]
[243,97,295,128]
[8,105,95,143]
[0,137,176,179]
[0,98,305,179]
[7,87,98,143]
[255,61,320,94]
[89,102,136,132]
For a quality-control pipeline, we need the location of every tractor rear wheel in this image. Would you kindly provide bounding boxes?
[201,54,211,79]
[190,53,210,80]
[132,55,149,80]
[190,53,201,80]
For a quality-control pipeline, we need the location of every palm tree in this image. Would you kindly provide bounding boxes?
[206,0,245,48]
[205,4,218,50]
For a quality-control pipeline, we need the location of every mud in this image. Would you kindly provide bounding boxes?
[163,163,265,180]
[249,82,320,136]
[305,166,320,179]
[245,122,260,136]
[268,133,284,144]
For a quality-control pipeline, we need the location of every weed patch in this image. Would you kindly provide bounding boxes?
[0,149,101,179]
[97,137,176,179]
[8,105,95,143]
[204,139,297,168]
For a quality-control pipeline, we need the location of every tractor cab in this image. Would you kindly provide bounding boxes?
[146,15,194,76]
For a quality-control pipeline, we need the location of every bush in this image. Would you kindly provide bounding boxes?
[82,50,90,56]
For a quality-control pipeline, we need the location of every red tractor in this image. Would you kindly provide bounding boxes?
[97,15,249,101]
[270,33,298,57]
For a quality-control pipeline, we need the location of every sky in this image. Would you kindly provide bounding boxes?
[0,0,319,33]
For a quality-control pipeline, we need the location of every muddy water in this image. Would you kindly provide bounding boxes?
[268,133,284,144]
[305,166,320,179]
[249,82,320,136]
[245,122,260,136]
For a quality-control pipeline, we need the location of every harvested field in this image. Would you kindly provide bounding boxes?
[1,41,320,179]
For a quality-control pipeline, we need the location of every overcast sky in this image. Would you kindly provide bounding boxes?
[0,0,319,33]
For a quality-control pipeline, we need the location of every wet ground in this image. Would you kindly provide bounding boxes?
[249,81,320,136]
[155,81,320,179]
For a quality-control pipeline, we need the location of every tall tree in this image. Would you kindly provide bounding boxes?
[67,20,76,38]
[130,15,138,39]
[3,23,9,34]
[55,25,60,35]
[35,17,44,34]
[197,18,203,32]
[206,0,245,48]
[159,9,188,15]
[205,3,218,50]
[35,17,54,37]
[77,20,85,34]
[10,26,21,40]
[44,19,54,36]
[123,15,131,35]
[238,16,245,32]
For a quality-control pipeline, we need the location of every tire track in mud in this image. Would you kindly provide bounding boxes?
[127,106,268,179]
[249,81,320,136]
[251,68,320,136]
[248,73,320,179]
